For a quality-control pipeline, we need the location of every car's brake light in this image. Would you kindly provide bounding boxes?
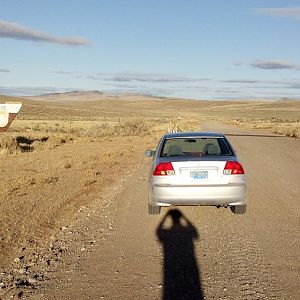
[153,162,175,176]
[223,161,244,175]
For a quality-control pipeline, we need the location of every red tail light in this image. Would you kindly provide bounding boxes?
[223,161,244,175]
[153,162,175,176]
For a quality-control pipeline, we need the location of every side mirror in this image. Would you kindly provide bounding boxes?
[144,150,155,157]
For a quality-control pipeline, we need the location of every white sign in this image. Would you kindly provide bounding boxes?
[0,103,22,113]
[0,111,9,127]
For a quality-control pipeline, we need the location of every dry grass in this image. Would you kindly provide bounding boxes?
[227,117,300,138]
[76,118,151,137]
[0,135,20,155]
[1,119,162,156]
[8,115,201,140]
[274,124,300,138]
[113,119,149,136]
[0,133,68,155]
[2,96,300,158]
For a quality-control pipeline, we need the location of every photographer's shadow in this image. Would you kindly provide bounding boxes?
[156,209,204,300]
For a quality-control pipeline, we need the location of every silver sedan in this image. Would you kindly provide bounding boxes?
[145,132,246,215]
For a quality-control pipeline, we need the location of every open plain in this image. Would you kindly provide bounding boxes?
[0,93,299,299]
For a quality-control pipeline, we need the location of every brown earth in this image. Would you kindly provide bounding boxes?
[26,122,300,300]
[0,135,156,263]
[0,95,300,299]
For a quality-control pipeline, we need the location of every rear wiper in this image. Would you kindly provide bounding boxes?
[184,139,197,143]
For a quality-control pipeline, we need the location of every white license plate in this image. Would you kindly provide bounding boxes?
[190,170,208,179]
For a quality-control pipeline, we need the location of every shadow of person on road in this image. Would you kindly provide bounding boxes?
[156,209,203,300]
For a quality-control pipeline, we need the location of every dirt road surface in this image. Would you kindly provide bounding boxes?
[10,123,300,299]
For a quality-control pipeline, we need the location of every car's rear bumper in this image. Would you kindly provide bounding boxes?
[150,183,246,207]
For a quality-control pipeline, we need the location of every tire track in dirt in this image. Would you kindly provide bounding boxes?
[192,206,284,299]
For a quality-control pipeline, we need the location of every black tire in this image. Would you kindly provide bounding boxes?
[230,205,246,214]
[148,204,161,215]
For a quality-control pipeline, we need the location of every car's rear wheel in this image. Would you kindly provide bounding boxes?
[148,204,161,215]
[230,205,246,214]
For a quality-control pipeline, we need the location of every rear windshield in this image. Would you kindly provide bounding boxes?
[160,137,234,157]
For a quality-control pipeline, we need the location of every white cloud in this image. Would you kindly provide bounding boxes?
[256,7,300,21]
[0,20,91,46]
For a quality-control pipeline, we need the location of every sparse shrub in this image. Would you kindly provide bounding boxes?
[83,179,97,187]
[43,136,66,149]
[0,132,70,155]
[0,135,20,155]
[113,119,149,136]
[31,140,44,151]
[274,125,300,138]
[286,127,300,138]
[85,123,112,137]
[82,120,150,138]
[22,177,36,187]
[274,127,284,135]
[44,176,59,184]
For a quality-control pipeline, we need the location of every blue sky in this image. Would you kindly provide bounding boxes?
[0,0,300,100]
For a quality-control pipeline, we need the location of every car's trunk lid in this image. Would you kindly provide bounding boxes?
[155,157,236,186]
[173,160,227,185]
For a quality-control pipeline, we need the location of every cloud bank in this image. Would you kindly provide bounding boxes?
[88,71,210,83]
[256,7,300,21]
[0,20,91,46]
[220,78,300,88]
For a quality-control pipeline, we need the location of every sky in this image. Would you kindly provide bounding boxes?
[0,0,300,100]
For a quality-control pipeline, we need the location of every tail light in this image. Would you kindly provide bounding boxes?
[153,162,175,176]
[223,161,244,175]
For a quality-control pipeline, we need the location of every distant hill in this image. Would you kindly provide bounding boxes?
[3,90,299,104]
[0,94,24,102]
[24,90,110,102]
[24,90,169,103]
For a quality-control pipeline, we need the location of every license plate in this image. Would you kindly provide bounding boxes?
[190,170,208,179]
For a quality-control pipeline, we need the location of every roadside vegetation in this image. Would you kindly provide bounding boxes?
[1,102,200,157]
[228,117,300,138]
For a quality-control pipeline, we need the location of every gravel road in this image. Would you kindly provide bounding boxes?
[24,123,300,299]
